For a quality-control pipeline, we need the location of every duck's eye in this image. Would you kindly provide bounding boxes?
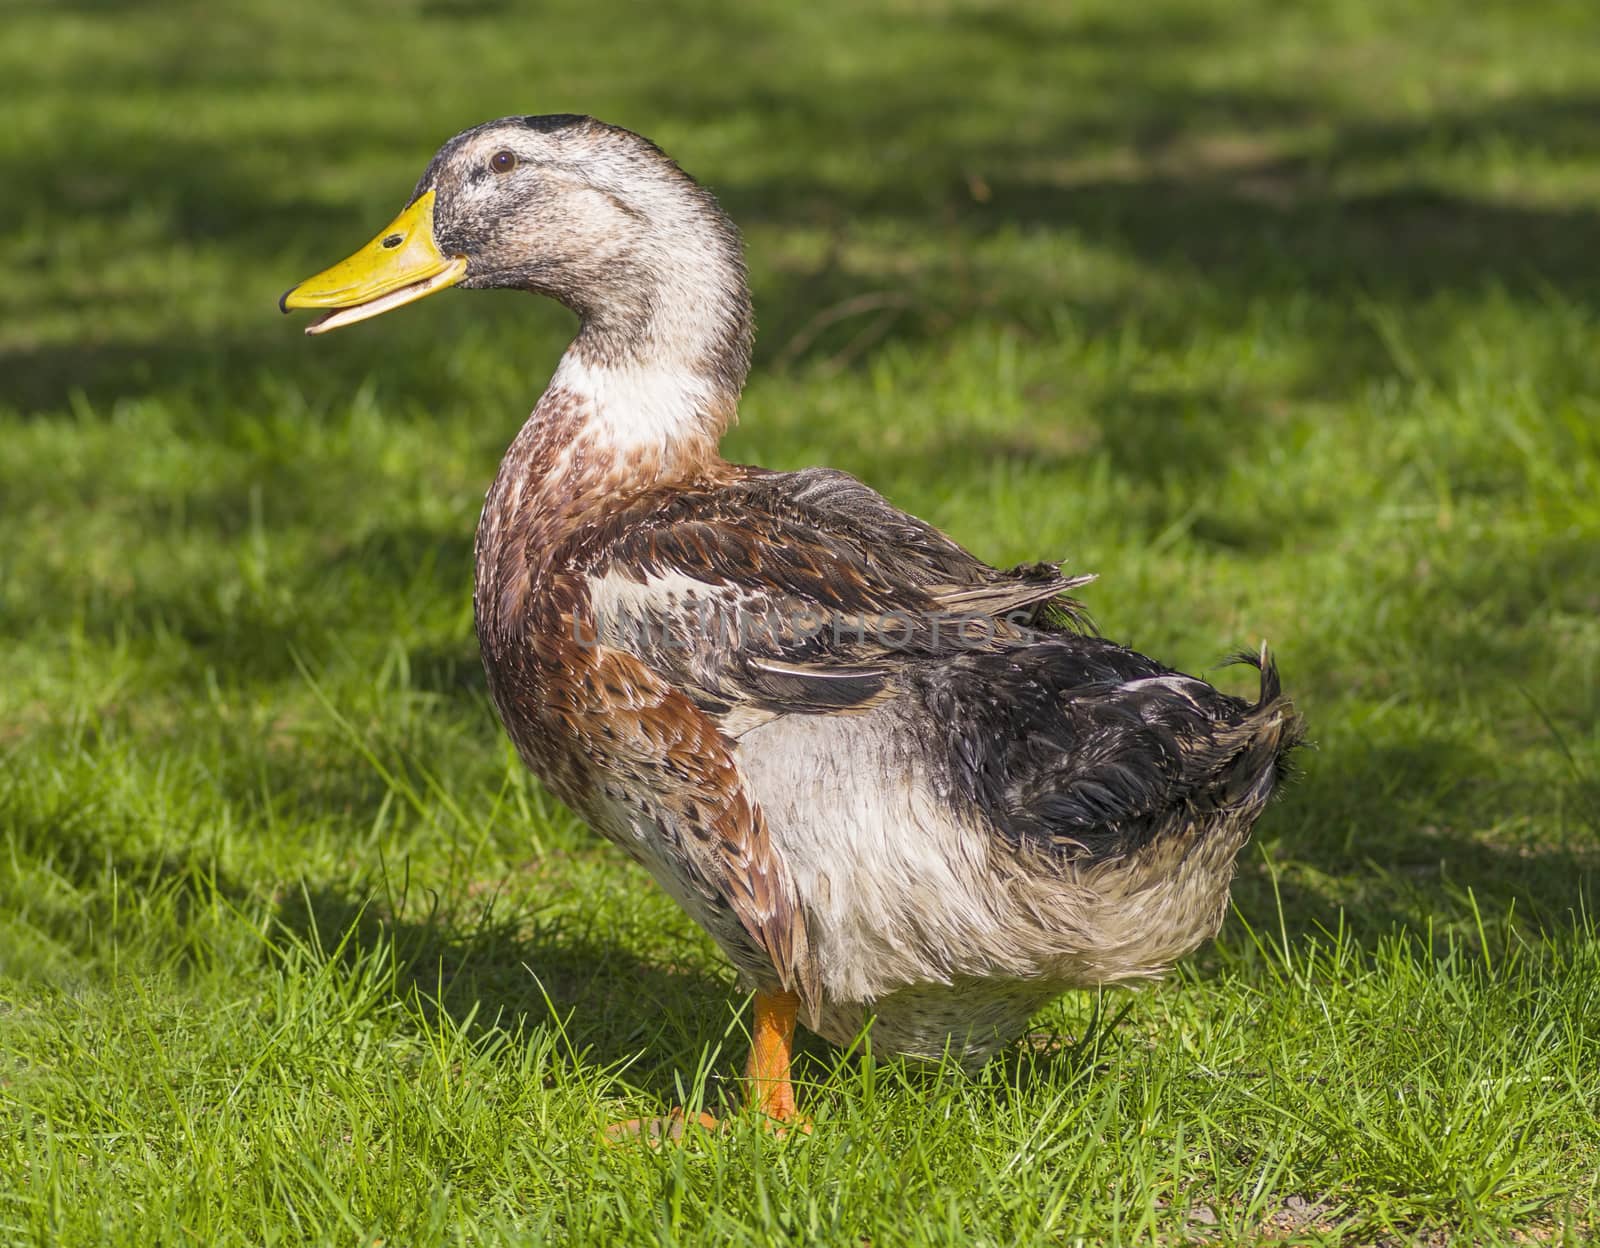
[489,149,518,174]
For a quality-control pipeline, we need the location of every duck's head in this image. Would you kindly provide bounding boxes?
[282,115,753,392]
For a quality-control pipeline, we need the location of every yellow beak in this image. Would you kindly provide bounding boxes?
[279,190,467,335]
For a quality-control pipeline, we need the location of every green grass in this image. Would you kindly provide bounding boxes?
[4,0,1600,1242]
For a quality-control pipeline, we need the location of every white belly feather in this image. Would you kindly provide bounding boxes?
[734,698,1245,1060]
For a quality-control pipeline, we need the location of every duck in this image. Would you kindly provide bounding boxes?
[281,114,1304,1136]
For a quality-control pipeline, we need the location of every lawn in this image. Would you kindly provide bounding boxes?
[3,0,1599,1242]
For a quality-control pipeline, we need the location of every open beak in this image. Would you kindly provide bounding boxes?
[279,190,467,335]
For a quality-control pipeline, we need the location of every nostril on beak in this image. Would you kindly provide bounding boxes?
[381,234,404,249]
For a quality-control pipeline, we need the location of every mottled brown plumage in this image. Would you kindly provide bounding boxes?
[283,115,1304,1122]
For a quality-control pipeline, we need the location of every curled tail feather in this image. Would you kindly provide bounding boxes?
[1213,642,1305,809]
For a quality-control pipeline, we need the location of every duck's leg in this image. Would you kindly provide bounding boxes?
[603,989,809,1145]
[745,989,808,1129]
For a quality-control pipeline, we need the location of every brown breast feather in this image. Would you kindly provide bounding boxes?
[544,639,822,1014]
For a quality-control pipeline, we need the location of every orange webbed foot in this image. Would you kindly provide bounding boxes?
[601,1107,722,1146]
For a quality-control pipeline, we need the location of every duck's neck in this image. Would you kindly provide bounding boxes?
[564,207,755,459]
[474,217,753,637]
[517,188,753,483]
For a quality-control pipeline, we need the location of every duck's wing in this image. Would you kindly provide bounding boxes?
[567,466,1299,872]
[569,466,1090,723]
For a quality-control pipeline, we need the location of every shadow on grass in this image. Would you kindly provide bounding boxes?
[1,795,739,1104]
[270,881,750,1106]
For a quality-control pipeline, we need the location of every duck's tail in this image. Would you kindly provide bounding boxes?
[1207,642,1306,811]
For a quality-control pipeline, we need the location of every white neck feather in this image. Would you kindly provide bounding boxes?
[545,350,725,466]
